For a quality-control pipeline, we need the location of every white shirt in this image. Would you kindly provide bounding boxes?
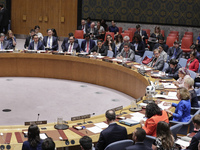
[134,43,138,50]
[47,36,53,49]
[0,42,3,50]
[82,25,86,34]
[34,42,38,50]
[36,32,43,41]
[68,43,74,52]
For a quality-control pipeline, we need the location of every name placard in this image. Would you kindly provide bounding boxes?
[71,114,91,121]
[24,120,47,126]
[112,106,123,111]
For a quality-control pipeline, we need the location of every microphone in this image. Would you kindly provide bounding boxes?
[84,113,95,124]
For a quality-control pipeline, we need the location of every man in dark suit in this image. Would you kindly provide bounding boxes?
[63,36,80,52]
[167,41,183,62]
[165,59,181,80]
[61,33,78,50]
[117,43,135,61]
[0,33,9,49]
[24,29,35,49]
[90,40,107,56]
[0,4,9,34]
[96,109,127,150]
[86,22,99,40]
[134,25,148,45]
[78,19,88,35]
[118,36,134,53]
[43,29,58,50]
[81,34,95,53]
[153,35,169,53]
[125,128,152,150]
[28,34,44,50]
[187,114,200,150]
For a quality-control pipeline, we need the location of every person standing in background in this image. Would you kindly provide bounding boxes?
[0,4,9,34]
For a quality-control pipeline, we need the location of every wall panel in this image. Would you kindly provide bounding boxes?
[11,0,77,37]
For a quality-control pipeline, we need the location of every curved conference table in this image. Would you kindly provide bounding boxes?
[0,53,176,150]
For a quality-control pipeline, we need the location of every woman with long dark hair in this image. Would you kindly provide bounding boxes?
[22,124,42,150]
[103,34,116,56]
[131,33,145,57]
[140,103,169,137]
[152,121,175,150]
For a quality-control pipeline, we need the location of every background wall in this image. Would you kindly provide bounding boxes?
[82,0,200,27]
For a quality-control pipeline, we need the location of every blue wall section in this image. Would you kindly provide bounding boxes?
[82,0,200,27]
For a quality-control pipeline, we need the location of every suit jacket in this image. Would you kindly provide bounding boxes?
[28,41,44,50]
[90,45,107,56]
[86,27,99,39]
[118,42,134,53]
[134,30,148,43]
[81,39,96,52]
[131,41,145,57]
[172,99,191,122]
[0,40,9,49]
[186,58,199,72]
[43,36,58,50]
[153,43,169,53]
[24,36,33,48]
[125,142,153,150]
[96,123,127,150]
[117,49,135,61]
[78,24,89,33]
[0,8,9,26]
[143,110,169,137]
[187,130,200,150]
[165,64,181,80]
[148,56,164,71]
[168,46,183,60]
[61,37,78,50]
[63,42,80,52]
[103,42,116,56]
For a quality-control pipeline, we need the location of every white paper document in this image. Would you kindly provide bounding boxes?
[112,58,122,62]
[87,126,102,134]
[134,65,152,71]
[168,92,178,99]
[130,112,146,122]
[94,122,108,129]
[175,139,190,147]
[162,83,177,89]
[158,101,171,110]
[40,133,48,140]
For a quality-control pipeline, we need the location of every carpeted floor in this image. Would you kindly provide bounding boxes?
[0,77,133,126]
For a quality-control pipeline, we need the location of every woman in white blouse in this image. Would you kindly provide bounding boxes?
[174,67,191,87]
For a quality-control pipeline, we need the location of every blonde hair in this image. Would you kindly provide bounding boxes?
[184,77,194,88]
[178,87,190,100]
[6,30,14,39]
[154,48,160,53]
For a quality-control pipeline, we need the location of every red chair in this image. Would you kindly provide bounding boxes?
[181,37,193,53]
[124,30,133,42]
[74,30,84,39]
[128,28,136,35]
[121,33,130,41]
[166,36,176,48]
[168,33,178,41]
[143,29,151,37]
[184,34,193,41]
[161,30,165,37]
[170,31,179,34]
[118,27,123,35]
[104,32,115,41]
[185,32,193,36]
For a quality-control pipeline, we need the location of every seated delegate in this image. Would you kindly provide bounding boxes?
[131,33,145,57]
[165,87,191,122]
[103,34,116,56]
[165,59,181,80]
[5,30,16,49]
[186,51,199,72]
[117,43,135,61]
[184,77,199,107]
[140,103,169,137]
[147,49,164,71]
[63,36,80,52]
[43,29,58,50]
[174,67,191,87]
[28,34,44,50]
[81,34,95,53]
[168,41,183,62]
[90,40,107,56]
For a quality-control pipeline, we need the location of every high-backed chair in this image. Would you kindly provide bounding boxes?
[162,62,169,72]
[181,37,193,53]
[161,30,165,37]
[178,58,187,67]
[104,32,115,41]
[166,36,176,48]
[124,30,133,42]
[107,50,114,58]
[74,30,84,39]
[118,27,123,35]
[188,70,196,80]
[135,55,142,64]
[121,33,130,41]
[142,51,154,60]
[128,28,136,35]
[104,140,133,150]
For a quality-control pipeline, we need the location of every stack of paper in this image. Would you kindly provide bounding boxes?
[112,58,122,62]
[130,112,147,122]
[134,65,152,71]
[87,126,103,134]
[162,83,177,89]
[175,139,190,147]
[94,122,108,129]
[154,92,178,100]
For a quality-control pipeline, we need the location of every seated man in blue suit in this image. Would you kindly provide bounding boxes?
[125,128,152,150]
[63,36,80,52]
[81,34,95,53]
[28,34,44,50]
[134,25,148,45]
[96,109,127,150]
[43,29,58,50]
